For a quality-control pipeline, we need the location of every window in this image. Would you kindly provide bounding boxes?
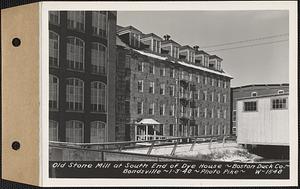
[160,104,165,116]
[149,64,155,74]
[66,78,84,111]
[223,81,227,88]
[217,125,221,135]
[169,124,174,136]
[244,101,257,112]
[169,105,175,116]
[170,68,175,78]
[204,108,207,118]
[67,37,84,71]
[67,11,85,31]
[223,125,227,135]
[217,109,220,118]
[91,81,106,112]
[137,62,144,72]
[149,103,155,115]
[232,110,236,122]
[137,80,143,92]
[66,120,84,143]
[223,109,227,119]
[49,75,59,110]
[149,82,155,94]
[49,120,58,141]
[160,67,165,76]
[204,76,208,85]
[203,91,207,101]
[49,31,59,67]
[125,101,130,114]
[211,109,214,118]
[218,79,221,87]
[278,90,284,94]
[137,102,143,114]
[49,11,60,25]
[271,97,287,110]
[251,92,257,97]
[194,90,199,100]
[189,74,192,81]
[160,84,165,95]
[211,92,214,102]
[217,93,221,102]
[223,94,227,103]
[92,11,107,38]
[125,55,131,69]
[169,85,175,96]
[90,121,106,143]
[91,43,106,75]
[211,78,214,86]
[196,75,200,83]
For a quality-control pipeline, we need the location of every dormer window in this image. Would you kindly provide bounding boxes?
[117,26,142,49]
[209,55,223,71]
[195,51,210,67]
[161,37,180,59]
[179,46,195,63]
[140,33,162,53]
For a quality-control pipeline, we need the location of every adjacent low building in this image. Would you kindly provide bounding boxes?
[230,84,289,135]
[115,26,233,141]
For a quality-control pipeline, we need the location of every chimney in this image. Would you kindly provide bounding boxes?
[163,34,171,41]
[193,45,199,51]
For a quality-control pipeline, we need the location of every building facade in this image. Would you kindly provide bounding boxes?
[49,11,117,143]
[231,84,289,135]
[116,26,232,141]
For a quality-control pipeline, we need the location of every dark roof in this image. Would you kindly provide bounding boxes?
[117,25,142,33]
[231,83,289,90]
[141,33,162,40]
[116,25,124,31]
[195,50,210,56]
[161,39,181,46]
[180,45,194,51]
[209,55,223,61]
[237,92,289,101]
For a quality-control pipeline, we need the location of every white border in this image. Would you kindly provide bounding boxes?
[40,1,298,187]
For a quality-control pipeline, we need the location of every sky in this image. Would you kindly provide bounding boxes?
[117,11,289,87]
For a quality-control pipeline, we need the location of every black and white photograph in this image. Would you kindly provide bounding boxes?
[44,1,297,186]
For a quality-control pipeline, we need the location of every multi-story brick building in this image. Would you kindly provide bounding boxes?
[48,11,117,143]
[230,83,289,135]
[116,26,233,141]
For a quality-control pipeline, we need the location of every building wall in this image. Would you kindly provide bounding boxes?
[49,11,117,142]
[231,84,289,135]
[236,94,289,146]
[116,48,231,141]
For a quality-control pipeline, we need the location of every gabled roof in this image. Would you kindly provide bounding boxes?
[117,25,142,34]
[161,39,181,46]
[180,45,195,51]
[209,55,223,61]
[195,50,210,56]
[232,83,289,90]
[141,33,162,40]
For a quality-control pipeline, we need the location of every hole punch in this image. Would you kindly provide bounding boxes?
[12,141,21,150]
[12,38,21,47]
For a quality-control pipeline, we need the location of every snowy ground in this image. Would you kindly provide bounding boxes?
[122,141,263,162]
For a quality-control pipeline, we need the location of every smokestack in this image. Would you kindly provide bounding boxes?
[163,34,171,41]
[193,45,199,51]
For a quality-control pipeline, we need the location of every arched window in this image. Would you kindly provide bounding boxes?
[49,74,59,110]
[90,121,106,143]
[49,120,59,141]
[66,78,84,111]
[66,120,84,143]
[67,11,85,31]
[66,37,84,71]
[49,11,60,25]
[251,92,257,97]
[91,43,106,75]
[92,11,107,38]
[49,31,59,67]
[91,81,106,112]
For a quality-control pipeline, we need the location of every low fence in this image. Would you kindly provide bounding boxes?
[50,135,236,161]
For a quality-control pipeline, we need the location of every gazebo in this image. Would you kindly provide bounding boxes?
[134,119,163,141]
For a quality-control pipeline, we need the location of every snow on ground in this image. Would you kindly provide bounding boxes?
[122,141,263,162]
